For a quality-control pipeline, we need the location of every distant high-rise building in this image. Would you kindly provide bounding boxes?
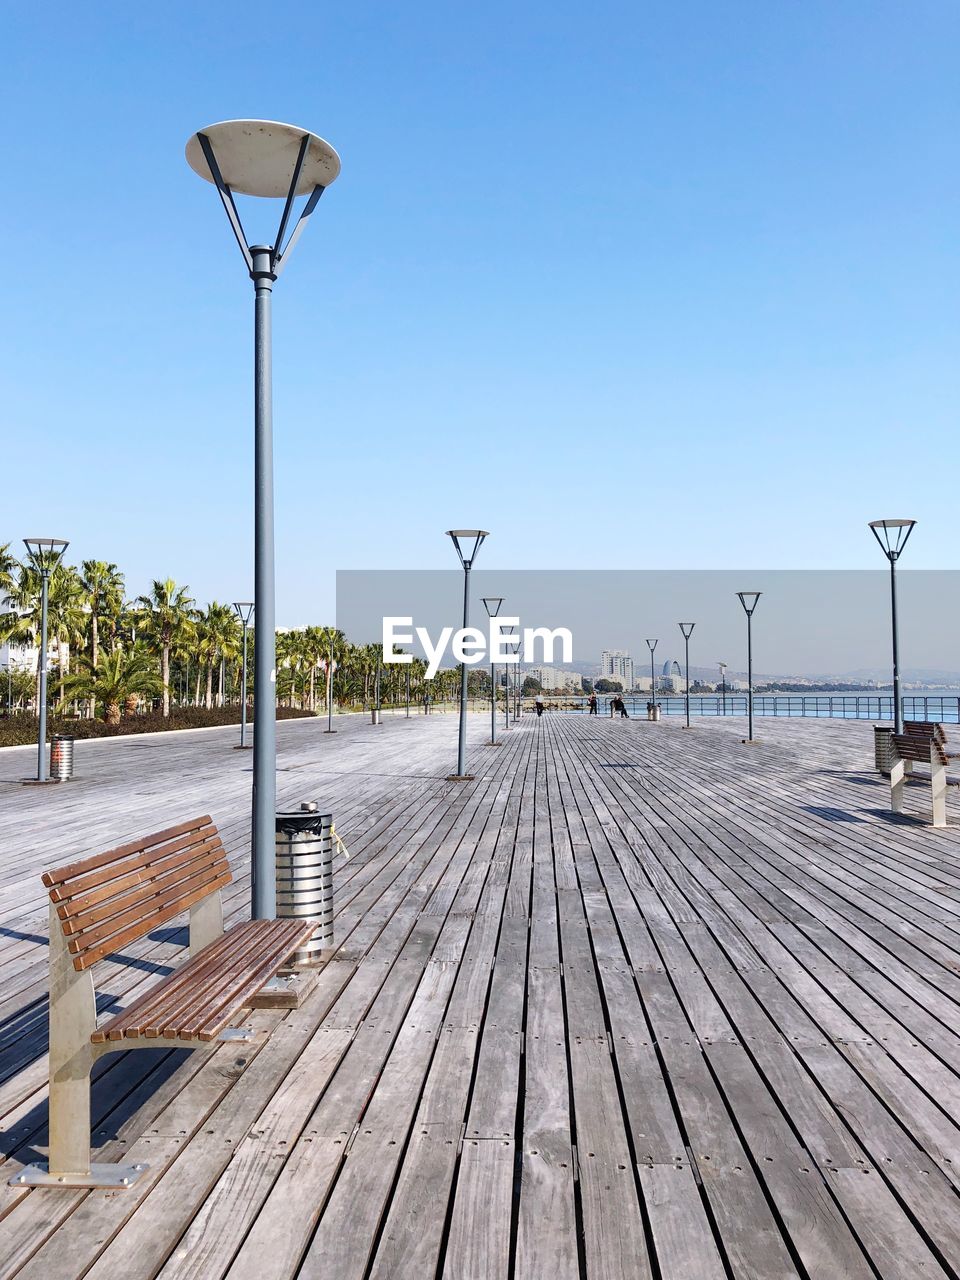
[600,649,635,689]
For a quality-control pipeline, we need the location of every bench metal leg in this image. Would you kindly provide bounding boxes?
[890,758,906,814]
[931,750,947,828]
[9,908,149,1190]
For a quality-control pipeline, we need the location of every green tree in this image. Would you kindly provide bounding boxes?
[137,579,194,718]
[60,644,161,725]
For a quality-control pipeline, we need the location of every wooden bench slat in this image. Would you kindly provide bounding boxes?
[62,843,227,937]
[162,925,307,1041]
[138,920,282,1038]
[74,871,233,971]
[96,921,262,1041]
[91,918,316,1044]
[56,833,224,919]
[42,817,214,889]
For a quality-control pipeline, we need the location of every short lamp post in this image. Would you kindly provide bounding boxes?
[646,639,658,709]
[483,597,503,745]
[869,519,916,735]
[233,603,254,749]
[736,593,762,743]
[502,624,517,729]
[23,538,69,784]
[446,530,488,779]
[187,120,340,919]
[678,623,695,728]
[718,662,727,716]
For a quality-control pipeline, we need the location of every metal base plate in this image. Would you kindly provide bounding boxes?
[11,1160,148,1189]
[21,778,62,786]
[446,774,475,782]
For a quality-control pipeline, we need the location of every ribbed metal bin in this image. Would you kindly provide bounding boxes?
[275,804,334,964]
[50,735,74,781]
[874,725,895,777]
[371,708,381,725]
[647,705,662,722]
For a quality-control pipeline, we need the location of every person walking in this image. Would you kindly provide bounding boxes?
[535,693,545,718]
[588,693,598,715]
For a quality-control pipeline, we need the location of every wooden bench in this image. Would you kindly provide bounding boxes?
[13,815,318,1189]
[890,721,959,828]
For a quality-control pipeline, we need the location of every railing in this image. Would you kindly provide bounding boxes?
[539,695,960,723]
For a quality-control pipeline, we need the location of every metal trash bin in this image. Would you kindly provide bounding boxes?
[50,735,74,781]
[371,708,381,725]
[874,725,895,777]
[647,704,662,722]
[275,803,334,963]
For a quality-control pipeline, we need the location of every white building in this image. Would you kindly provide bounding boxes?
[526,666,583,692]
[600,649,635,690]
[0,640,41,672]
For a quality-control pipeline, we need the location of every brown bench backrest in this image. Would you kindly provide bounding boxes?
[902,720,946,743]
[42,816,230,972]
[893,721,948,766]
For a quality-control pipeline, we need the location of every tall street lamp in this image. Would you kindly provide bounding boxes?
[678,623,695,729]
[869,519,916,734]
[718,662,727,716]
[737,593,762,743]
[646,639,658,710]
[483,597,503,745]
[233,602,254,749]
[446,531,488,780]
[187,120,340,920]
[23,538,69,784]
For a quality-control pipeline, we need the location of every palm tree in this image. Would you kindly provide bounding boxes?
[137,579,194,718]
[195,603,238,709]
[1,561,86,712]
[79,561,125,718]
[316,626,346,716]
[60,645,161,726]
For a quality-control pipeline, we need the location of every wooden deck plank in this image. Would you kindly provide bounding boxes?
[2,711,960,1278]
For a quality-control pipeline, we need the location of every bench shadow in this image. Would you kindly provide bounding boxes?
[803,806,867,824]
[863,808,929,827]
[3,1045,193,1167]
[0,992,124,1086]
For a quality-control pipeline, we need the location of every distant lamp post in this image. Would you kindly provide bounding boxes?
[187,119,340,919]
[446,531,488,779]
[483,597,503,745]
[233,603,254,749]
[737,593,762,743]
[869,519,916,734]
[678,623,695,728]
[23,538,69,784]
[718,662,727,716]
[502,623,517,729]
[646,639,658,708]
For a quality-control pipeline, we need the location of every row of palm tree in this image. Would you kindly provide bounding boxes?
[0,546,474,724]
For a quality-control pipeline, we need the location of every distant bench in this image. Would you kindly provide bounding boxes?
[12,816,317,1190]
[890,721,959,828]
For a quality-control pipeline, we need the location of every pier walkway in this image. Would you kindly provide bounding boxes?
[1,711,959,1279]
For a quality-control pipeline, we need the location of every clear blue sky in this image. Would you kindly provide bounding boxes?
[3,1,957,625]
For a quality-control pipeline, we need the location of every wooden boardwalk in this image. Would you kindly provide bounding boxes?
[1,709,960,1279]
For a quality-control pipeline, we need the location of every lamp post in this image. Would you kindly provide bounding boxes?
[646,639,658,711]
[736,593,762,743]
[187,120,339,920]
[869,519,916,734]
[678,623,695,728]
[718,662,727,715]
[446,531,488,780]
[233,603,254,749]
[483,597,503,745]
[502,624,517,729]
[23,539,69,784]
